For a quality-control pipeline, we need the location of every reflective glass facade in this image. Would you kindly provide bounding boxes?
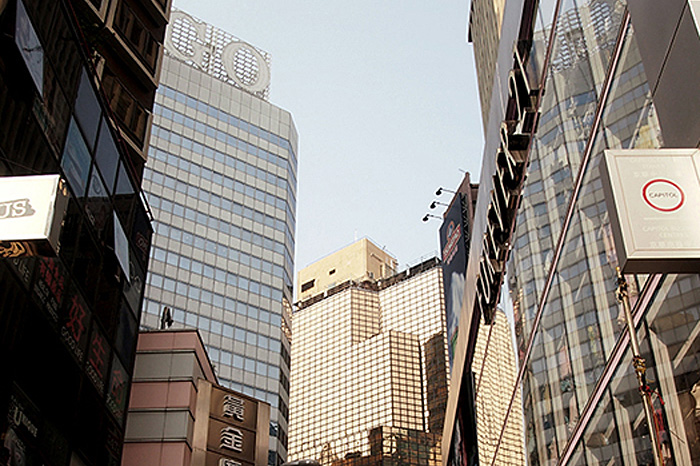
[139,26,298,465]
[446,0,700,465]
[289,254,448,465]
[0,1,153,465]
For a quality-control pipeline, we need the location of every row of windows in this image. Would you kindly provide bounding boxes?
[206,344,280,379]
[157,84,298,173]
[148,190,293,274]
[151,112,290,190]
[147,147,295,276]
[143,299,281,353]
[217,376,280,410]
[150,242,282,289]
[149,141,289,198]
[152,100,297,195]
[148,259,282,306]
[147,142,291,225]
[149,191,285,256]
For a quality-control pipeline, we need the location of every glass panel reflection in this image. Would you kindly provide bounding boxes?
[95,118,119,194]
[61,118,91,197]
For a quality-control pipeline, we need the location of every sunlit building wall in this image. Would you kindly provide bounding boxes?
[445,0,700,465]
[289,240,448,465]
[467,0,506,134]
[138,10,298,466]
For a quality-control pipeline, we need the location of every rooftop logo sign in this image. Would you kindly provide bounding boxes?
[165,9,271,100]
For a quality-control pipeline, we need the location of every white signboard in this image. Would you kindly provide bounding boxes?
[0,175,68,256]
[601,149,700,273]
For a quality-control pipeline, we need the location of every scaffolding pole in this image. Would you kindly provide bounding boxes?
[615,267,663,466]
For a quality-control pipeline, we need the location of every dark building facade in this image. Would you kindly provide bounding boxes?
[0,1,157,464]
[445,0,700,465]
[70,0,171,179]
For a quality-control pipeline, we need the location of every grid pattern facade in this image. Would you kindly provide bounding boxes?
[289,263,447,465]
[451,0,700,464]
[139,44,297,465]
[468,0,506,134]
[472,310,524,466]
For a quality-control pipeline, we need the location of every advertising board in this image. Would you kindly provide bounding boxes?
[0,175,69,257]
[439,195,469,369]
[601,149,700,273]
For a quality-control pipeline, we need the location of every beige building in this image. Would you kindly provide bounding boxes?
[297,238,397,302]
[289,240,448,465]
[471,309,524,466]
[467,0,506,134]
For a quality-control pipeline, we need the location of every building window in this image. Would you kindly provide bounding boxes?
[301,279,315,292]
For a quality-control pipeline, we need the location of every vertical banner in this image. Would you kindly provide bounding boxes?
[439,195,470,369]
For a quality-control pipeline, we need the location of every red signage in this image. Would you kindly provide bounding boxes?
[33,257,65,322]
[86,327,110,393]
[59,286,91,362]
[106,355,129,424]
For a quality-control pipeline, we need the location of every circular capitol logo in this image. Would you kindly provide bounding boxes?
[642,178,685,212]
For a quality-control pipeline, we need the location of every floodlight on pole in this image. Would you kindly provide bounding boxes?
[435,187,455,196]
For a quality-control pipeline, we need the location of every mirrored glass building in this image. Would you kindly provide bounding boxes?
[0,0,163,464]
[445,0,700,465]
[138,10,298,466]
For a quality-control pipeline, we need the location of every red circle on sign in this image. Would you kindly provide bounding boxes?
[642,178,684,212]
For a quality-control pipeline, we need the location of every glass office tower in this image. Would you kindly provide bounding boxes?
[139,10,298,466]
[289,240,449,465]
[445,0,700,465]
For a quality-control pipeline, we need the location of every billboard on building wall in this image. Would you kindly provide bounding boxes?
[601,148,700,273]
[0,174,69,258]
[439,195,470,369]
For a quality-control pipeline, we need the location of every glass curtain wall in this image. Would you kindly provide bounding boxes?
[474,0,700,464]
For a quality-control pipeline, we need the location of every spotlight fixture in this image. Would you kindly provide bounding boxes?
[422,213,441,222]
[430,200,449,210]
[435,187,456,196]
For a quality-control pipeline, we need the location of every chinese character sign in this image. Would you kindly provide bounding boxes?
[59,287,91,362]
[220,426,244,453]
[222,395,245,422]
[86,327,110,393]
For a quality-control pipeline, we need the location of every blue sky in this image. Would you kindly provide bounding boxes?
[173,0,484,274]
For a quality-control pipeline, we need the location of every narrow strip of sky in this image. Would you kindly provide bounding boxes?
[173,0,484,273]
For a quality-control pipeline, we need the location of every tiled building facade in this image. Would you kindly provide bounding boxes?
[289,241,448,465]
